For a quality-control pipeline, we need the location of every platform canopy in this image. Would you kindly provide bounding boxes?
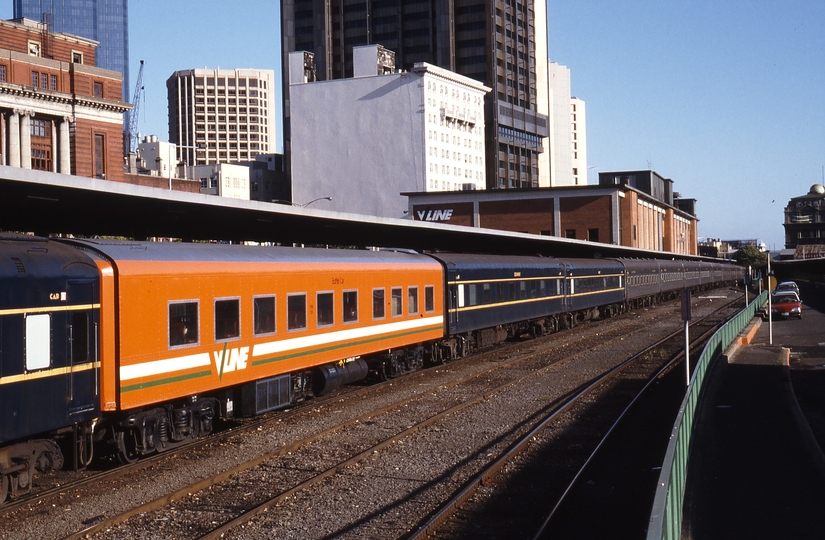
[0,166,714,261]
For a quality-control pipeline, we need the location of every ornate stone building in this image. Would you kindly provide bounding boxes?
[784,184,825,253]
[0,18,129,181]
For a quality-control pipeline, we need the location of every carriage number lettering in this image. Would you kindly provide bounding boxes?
[332,277,345,285]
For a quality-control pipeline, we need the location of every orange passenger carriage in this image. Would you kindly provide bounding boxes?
[71,239,444,462]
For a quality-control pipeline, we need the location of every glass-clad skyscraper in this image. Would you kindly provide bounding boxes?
[13,0,130,104]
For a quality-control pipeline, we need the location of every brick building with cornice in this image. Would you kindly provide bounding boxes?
[0,18,130,181]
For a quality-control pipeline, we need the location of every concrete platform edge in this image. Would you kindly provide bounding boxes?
[725,316,825,479]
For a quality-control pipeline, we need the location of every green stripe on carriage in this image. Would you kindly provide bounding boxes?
[251,325,441,367]
[120,369,214,393]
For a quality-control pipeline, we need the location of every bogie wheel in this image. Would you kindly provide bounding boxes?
[0,474,8,506]
[115,430,140,465]
[377,360,393,382]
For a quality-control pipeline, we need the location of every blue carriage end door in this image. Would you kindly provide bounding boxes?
[67,280,98,415]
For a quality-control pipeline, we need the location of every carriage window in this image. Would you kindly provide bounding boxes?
[539,280,547,297]
[391,287,403,317]
[373,289,385,319]
[254,296,276,335]
[520,281,527,299]
[317,292,334,327]
[288,294,307,331]
[71,312,89,363]
[343,291,358,323]
[169,301,199,347]
[483,283,491,303]
[26,313,51,370]
[215,298,240,341]
[408,287,419,314]
[425,286,435,312]
[466,283,477,306]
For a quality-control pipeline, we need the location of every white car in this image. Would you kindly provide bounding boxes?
[775,281,800,295]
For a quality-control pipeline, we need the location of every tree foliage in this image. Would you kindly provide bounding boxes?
[733,245,767,269]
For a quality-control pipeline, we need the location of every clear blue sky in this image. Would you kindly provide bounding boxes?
[549,1,825,250]
[4,1,822,250]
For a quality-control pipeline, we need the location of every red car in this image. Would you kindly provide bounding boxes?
[771,291,802,319]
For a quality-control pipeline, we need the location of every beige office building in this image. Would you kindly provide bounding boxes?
[167,68,276,166]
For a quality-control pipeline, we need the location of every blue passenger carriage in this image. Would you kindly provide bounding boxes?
[0,235,100,501]
[562,259,626,318]
[427,253,567,353]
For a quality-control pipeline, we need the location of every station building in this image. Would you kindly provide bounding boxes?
[0,17,129,181]
[406,169,699,255]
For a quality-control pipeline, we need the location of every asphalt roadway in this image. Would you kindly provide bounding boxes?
[682,282,825,539]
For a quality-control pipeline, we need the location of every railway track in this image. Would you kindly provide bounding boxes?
[411,294,745,540]
[48,291,740,540]
[0,292,661,521]
[0,288,740,538]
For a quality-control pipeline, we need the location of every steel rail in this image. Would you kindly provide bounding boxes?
[530,295,742,539]
[405,295,743,540]
[59,305,656,539]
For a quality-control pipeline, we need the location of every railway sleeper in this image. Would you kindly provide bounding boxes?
[0,439,63,505]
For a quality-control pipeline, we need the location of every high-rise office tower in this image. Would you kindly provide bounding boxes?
[281,0,550,190]
[547,61,587,186]
[167,68,277,166]
[13,0,130,105]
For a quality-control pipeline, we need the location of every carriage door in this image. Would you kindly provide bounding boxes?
[66,280,98,415]
[562,264,572,311]
[449,282,460,332]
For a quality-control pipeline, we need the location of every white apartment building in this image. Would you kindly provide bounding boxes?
[571,98,587,185]
[136,135,177,180]
[547,62,588,186]
[423,65,488,193]
[289,46,489,218]
[167,68,276,166]
[189,163,250,200]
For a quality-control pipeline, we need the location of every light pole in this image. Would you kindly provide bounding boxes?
[301,196,332,208]
[271,196,332,208]
[587,166,599,185]
[767,253,773,345]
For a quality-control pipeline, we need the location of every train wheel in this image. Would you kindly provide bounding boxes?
[377,360,393,381]
[0,474,8,506]
[115,431,139,465]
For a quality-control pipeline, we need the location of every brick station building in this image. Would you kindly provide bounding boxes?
[0,18,129,181]
[406,170,699,256]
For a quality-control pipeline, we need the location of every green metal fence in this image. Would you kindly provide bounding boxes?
[646,290,768,540]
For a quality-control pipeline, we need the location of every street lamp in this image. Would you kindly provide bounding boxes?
[271,196,332,208]
[588,166,599,185]
[301,196,332,208]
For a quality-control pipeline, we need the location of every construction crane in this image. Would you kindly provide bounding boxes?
[126,60,145,153]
